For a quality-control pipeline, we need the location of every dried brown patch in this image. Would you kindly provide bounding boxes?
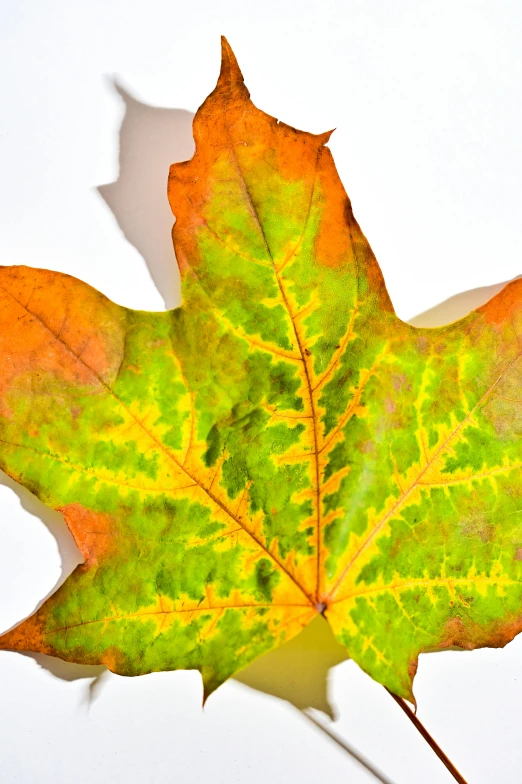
[101,645,129,675]
[437,612,522,652]
[460,514,494,543]
[384,398,396,414]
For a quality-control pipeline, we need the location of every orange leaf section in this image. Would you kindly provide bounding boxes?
[168,39,392,310]
[0,267,126,416]
[59,503,117,567]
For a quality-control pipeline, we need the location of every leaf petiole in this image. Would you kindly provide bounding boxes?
[387,689,469,784]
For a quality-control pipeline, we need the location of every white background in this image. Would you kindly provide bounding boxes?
[1,1,522,782]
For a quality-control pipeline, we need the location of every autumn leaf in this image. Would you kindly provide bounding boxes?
[1,38,522,703]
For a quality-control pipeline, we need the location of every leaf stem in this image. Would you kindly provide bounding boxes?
[386,689,468,784]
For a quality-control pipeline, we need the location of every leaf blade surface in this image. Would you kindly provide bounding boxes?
[1,38,522,701]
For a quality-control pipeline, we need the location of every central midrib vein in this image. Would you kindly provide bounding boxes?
[220,90,323,608]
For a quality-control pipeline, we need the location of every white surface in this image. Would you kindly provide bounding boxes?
[1,1,522,782]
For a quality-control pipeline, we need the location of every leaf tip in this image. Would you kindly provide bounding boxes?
[201,680,215,708]
[320,128,336,145]
[218,36,246,92]
[0,613,46,654]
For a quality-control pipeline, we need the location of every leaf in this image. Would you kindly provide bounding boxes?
[1,38,522,703]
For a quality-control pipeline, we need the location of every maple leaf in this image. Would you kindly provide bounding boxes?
[1,38,522,703]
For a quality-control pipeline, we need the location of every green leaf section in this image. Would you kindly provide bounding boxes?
[323,303,522,697]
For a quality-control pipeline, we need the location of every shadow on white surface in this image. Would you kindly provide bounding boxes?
[408,278,518,327]
[98,79,193,310]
